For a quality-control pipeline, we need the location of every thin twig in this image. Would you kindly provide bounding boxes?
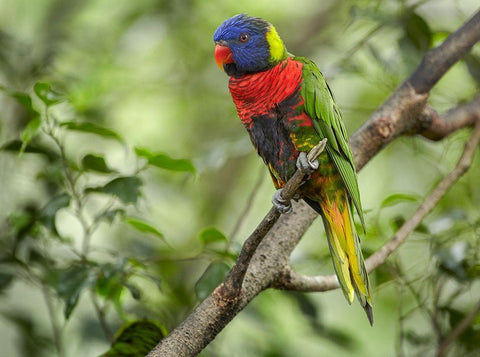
[90,291,114,342]
[229,165,265,241]
[436,300,480,357]
[42,284,64,357]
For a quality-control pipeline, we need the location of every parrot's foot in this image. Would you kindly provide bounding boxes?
[296,151,319,175]
[272,188,292,214]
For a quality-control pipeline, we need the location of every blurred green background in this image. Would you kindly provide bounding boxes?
[1,0,480,356]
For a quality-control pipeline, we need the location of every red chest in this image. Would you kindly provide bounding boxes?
[228,58,304,128]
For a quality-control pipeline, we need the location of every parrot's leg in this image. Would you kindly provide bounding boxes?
[296,151,319,175]
[272,188,292,214]
[272,152,320,213]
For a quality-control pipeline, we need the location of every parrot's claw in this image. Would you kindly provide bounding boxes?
[272,188,292,214]
[296,151,319,175]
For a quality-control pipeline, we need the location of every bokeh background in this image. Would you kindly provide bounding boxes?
[1,0,480,356]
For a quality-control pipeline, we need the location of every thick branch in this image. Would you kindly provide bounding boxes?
[148,11,480,357]
[418,97,480,141]
[276,120,480,292]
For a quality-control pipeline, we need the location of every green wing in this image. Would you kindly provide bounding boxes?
[294,56,365,229]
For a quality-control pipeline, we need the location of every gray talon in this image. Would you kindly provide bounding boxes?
[296,152,319,175]
[272,188,292,214]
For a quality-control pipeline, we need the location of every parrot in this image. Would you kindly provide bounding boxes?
[213,14,373,324]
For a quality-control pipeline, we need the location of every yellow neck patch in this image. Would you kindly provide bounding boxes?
[266,25,287,64]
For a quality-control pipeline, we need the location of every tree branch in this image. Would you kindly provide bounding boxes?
[148,10,480,357]
[275,120,480,292]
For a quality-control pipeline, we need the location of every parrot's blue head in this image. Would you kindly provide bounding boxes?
[213,14,288,76]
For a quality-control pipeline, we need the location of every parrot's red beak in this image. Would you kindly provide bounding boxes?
[214,43,233,69]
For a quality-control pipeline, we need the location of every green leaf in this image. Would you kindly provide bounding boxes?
[135,147,195,174]
[123,217,164,240]
[381,193,420,208]
[198,227,228,245]
[194,262,230,300]
[56,263,94,319]
[390,215,406,231]
[465,54,480,86]
[96,209,126,224]
[124,283,141,300]
[61,121,124,142]
[402,10,432,52]
[0,140,59,161]
[11,92,40,118]
[20,117,42,154]
[95,262,125,299]
[435,241,469,281]
[101,320,166,357]
[39,193,71,234]
[81,154,113,173]
[86,176,142,204]
[0,273,14,290]
[33,82,63,106]
[374,264,395,286]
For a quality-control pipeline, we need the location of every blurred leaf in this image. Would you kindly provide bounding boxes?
[81,154,113,173]
[2,312,52,356]
[381,193,420,208]
[290,292,318,319]
[195,262,230,300]
[434,241,469,281]
[124,283,141,300]
[39,193,71,234]
[97,209,126,224]
[0,140,59,161]
[11,92,40,118]
[208,248,238,262]
[56,263,95,319]
[464,54,480,86]
[28,247,56,267]
[374,264,395,286]
[135,147,195,174]
[466,263,480,279]
[0,273,14,290]
[405,330,432,345]
[100,320,166,357]
[61,121,124,142]
[34,82,63,106]
[8,207,39,244]
[390,215,406,231]
[123,217,164,240]
[86,176,142,204]
[402,10,432,52]
[441,306,480,352]
[20,117,42,154]
[198,227,227,245]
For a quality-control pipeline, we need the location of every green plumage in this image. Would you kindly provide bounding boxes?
[296,56,365,230]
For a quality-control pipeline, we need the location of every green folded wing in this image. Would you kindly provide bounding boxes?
[295,56,365,229]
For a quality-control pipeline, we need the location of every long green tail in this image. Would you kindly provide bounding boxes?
[305,193,373,325]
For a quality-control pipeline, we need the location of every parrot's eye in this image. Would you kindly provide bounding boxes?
[239,33,249,42]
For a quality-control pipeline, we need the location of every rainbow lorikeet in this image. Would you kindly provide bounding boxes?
[214,14,373,324]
